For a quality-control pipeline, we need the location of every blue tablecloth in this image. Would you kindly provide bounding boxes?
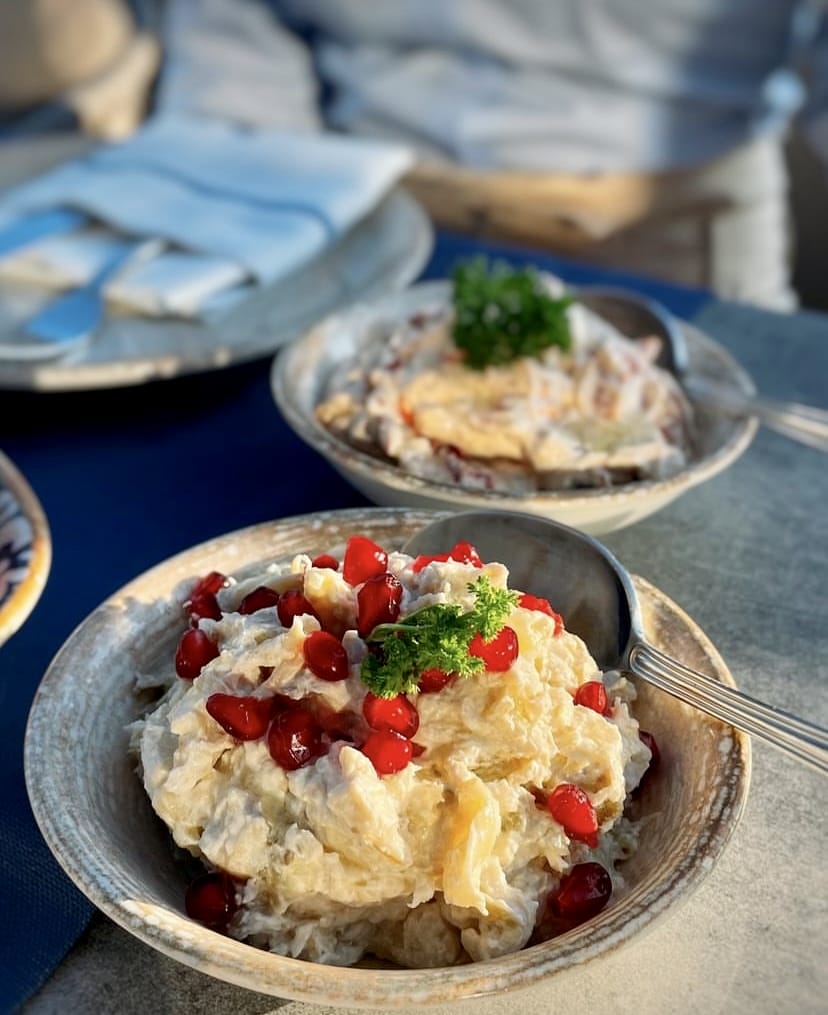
[0,230,710,1014]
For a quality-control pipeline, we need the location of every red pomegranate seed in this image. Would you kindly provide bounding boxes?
[175,628,219,680]
[519,593,564,635]
[362,692,419,738]
[188,590,222,625]
[311,553,339,570]
[411,553,446,573]
[303,630,349,681]
[185,870,238,931]
[206,693,274,740]
[238,586,280,615]
[448,541,483,567]
[468,626,519,671]
[547,783,599,848]
[411,741,426,757]
[574,680,611,716]
[639,730,661,771]
[411,540,484,574]
[189,571,227,599]
[267,707,324,770]
[361,729,412,775]
[417,668,454,693]
[313,700,357,743]
[550,862,612,923]
[357,572,403,637]
[277,589,319,627]
[343,535,388,586]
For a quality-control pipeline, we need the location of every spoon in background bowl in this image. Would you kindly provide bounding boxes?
[402,509,828,775]
[574,285,828,452]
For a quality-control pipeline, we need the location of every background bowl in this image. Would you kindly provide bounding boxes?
[25,507,750,1008]
[0,447,51,646]
[270,280,758,535]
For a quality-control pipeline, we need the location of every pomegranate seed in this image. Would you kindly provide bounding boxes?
[206,693,274,740]
[468,626,519,671]
[277,589,319,627]
[417,668,454,693]
[185,870,237,931]
[547,783,599,848]
[188,590,222,625]
[412,553,446,573]
[448,541,483,567]
[411,540,484,574]
[267,706,324,770]
[175,628,219,680]
[303,630,349,681]
[357,572,403,637]
[639,730,660,770]
[519,593,564,635]
[238,586,280,615]
[361,729,412,775]
[189,571,227,598]
[574,681,610,716]
[311,553,339,570]
[550,862,612,923]
[363,692,419,738]
[313,700,357,743]
[343,535,388,586]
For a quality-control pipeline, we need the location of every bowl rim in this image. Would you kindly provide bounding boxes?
[0,447,52,645]
[24,507,751,1008]
[270,278,758,513]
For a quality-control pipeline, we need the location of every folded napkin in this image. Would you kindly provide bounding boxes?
[0,114,414,318]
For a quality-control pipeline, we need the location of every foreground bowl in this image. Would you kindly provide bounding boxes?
[271,280,758,535]
[24,507,750,1008]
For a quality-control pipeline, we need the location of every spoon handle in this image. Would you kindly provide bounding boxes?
[629,641,828,774]
[684,377,828,453]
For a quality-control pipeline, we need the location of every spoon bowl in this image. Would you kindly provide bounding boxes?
[402,508,828,774]
[576,284,828,452]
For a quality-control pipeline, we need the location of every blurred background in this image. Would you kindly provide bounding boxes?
[1,0,826,310]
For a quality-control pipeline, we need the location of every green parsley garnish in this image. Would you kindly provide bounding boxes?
[360,575,519,698]
[451,256,572,369]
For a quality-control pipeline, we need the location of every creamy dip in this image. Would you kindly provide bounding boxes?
[315,279,694,492]
[130,539,652,968]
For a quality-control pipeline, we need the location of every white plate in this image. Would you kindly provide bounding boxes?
[0,448,51,645]
[0,188,433,391]
[24,507,749,1008]
[271,279,758,535]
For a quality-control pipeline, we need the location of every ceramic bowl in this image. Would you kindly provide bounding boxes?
[270,280,757,535]
[0,447,51,646]
[25,507,750,1008]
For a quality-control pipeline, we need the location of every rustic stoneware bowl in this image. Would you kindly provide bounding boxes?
[270,280,758,535]
[0,447,51,646]
[24,507,750,1008]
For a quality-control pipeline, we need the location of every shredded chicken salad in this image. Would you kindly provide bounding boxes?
[130,533,655,968]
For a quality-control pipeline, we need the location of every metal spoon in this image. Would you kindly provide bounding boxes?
[14,236,164,358]
[575,285,828,452]
[402,508,828,775]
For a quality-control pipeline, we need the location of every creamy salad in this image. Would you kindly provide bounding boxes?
[130,534,653,968]
[315,275,694,493]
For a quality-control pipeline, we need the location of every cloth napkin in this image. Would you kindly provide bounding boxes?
[0,114,414,319]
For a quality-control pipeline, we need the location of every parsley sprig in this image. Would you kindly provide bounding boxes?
[360,575,519,698]
[451,256,572,369]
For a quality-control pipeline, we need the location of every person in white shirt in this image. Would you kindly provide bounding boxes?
[153,0,828,311]
[4,0,827,309]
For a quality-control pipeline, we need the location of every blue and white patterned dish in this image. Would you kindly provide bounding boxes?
[0,449,51,645]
